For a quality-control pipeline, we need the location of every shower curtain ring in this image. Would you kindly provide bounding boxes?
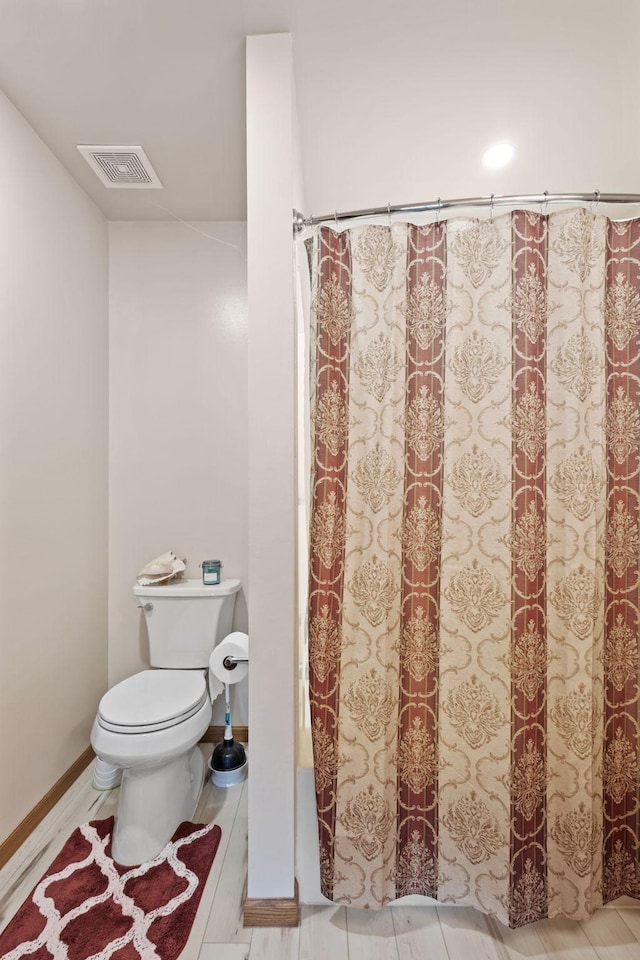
[593,189,601,216]
[436,197,441,228]
[387,202,392,228]
[334,210,339,230]
[490,194,494,224]
[543,190,549,217]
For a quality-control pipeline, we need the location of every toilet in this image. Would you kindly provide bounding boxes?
[90,577,241,865]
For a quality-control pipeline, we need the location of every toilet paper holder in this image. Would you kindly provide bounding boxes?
[222,655,248,670]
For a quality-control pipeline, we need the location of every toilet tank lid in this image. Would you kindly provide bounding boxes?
[133,577,241,598]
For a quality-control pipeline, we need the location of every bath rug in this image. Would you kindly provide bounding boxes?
[0,816,221,960]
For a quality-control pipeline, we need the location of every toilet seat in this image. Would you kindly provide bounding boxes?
[98,670,208,734]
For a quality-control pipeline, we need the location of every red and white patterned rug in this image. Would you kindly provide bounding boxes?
[0,816,221,960]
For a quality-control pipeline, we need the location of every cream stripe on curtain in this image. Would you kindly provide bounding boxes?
[307,209,640,927]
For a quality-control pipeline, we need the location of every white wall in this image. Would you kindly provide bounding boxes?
[246,32,298,902]
[0,89,108,844]
[108,221,248,725]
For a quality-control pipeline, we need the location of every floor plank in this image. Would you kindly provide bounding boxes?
[534,916,600,960]
[392,906,449,960]
[202,778,251,943]
[347,906,400,960]
[437,905,508,960]
[616,910,640,942]
[249,926,300,960]
[580,910,640,959]
[298,904,349,960]
[199,945,251,960]
[486,914,550,959]
[182,769,247,958]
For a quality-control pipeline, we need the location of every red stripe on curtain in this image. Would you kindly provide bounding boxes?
[603,218,640,902]
[396,224,446,897]
[308,227,353,899]
[509,210,548,924]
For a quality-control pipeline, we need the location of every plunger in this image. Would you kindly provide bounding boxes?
[209,680,247,786]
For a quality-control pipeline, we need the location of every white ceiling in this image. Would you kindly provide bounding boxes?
[1,0,639,223]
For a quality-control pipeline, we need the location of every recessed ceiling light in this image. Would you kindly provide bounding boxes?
[482,143,515,169]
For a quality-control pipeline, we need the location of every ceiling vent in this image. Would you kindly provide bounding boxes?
[77,145,163,189]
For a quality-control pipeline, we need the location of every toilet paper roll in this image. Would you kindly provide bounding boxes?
[209,632,249,699]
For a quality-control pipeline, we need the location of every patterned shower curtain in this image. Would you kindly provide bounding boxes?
[307,209,640,927]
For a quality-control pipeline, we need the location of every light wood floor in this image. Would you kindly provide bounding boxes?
[3,745,640,959]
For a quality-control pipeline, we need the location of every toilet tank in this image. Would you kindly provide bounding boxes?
[133,578,241,668]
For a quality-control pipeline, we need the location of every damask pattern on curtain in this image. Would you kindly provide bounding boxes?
[307,209,640,927]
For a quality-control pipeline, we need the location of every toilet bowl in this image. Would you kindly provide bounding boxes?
[91,578,241,866]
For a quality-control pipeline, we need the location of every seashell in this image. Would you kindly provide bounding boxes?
[137,551,186,585]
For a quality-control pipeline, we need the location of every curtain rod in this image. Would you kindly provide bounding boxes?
[292,191,640,234]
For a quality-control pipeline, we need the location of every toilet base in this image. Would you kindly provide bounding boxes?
[92,758,122,791]
[111,746,205,865]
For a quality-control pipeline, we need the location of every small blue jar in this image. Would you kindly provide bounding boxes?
[202,560,222,585]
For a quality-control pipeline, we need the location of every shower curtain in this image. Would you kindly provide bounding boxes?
[307,208,640,927]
